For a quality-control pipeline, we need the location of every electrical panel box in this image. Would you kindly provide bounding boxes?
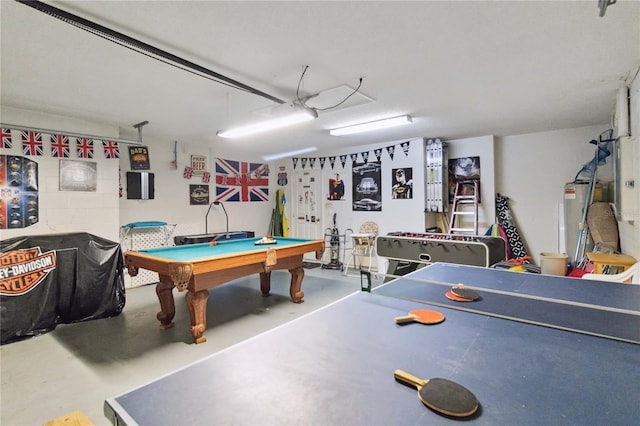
[615,136,636,221]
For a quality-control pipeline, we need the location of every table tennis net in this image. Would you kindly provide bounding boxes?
[373,271,640,345]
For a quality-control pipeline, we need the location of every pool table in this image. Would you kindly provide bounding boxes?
[124,237,324,343]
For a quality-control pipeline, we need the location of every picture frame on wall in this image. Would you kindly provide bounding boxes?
[448,156,481,203]
[128,146,150,170]
[190,155,207,176]
[59,159,97,192]
[190,184,209,205]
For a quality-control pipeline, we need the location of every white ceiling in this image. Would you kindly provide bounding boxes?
[1,1,638,159]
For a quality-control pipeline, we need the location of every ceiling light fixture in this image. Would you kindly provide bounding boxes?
[262,147,318,162]
[217,105,317,139]
[329,115,413,136]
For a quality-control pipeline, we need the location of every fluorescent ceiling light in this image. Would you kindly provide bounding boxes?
[329,115,412,136]
[262,147,318,162]
[217,106,317,139]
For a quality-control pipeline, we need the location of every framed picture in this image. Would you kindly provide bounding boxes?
[59,159,97,192]
[448,156,481,203]
[191,155,207,176]
[129,146,150,170]
[190,184,209,205]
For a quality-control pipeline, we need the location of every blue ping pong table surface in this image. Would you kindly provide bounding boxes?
[104,263,640,425]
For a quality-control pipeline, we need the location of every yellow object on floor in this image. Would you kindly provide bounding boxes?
[586,252,637,274]
[43,411,94,426]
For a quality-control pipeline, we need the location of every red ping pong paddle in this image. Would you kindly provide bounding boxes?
[445,290,474,302]
[394,369,479,417]
[394,309,445,325]
[450,283,479,301]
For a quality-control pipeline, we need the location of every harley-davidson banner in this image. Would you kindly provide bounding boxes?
[0,233,125,344]
[0,247,57,296]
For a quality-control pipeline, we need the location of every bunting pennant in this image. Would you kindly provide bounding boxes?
[202,172,211,183]
[319,157,326,169]
[349,153,359,164]
[301,158,308,169]
[339,154,348,168]
[50,134,70,158]
[292,157,299,169]
[386,145,395,160]
[183,166,193,179]
[361,151,370,164]
[21,131,43,156]
[329,156,336,169]
[2,128,12,149]
[374,148,383,162]
[102,140,120,159]
[401,141,411,156]
[76,137,94,158]
[309,158,316,169]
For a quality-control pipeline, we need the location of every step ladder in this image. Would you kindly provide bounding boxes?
[449,180,479,234]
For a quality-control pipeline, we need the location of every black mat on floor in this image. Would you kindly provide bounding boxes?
[302,262,321,269]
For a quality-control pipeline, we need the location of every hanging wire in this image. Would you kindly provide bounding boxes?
[295,65,364,112]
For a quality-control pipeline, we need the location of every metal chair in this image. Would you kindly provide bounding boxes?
[581,261,640,284]
[344,221,378,276]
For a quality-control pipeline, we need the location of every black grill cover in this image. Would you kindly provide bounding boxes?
[0,232,125,344]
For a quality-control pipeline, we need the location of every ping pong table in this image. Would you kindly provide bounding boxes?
[104,263,640,425]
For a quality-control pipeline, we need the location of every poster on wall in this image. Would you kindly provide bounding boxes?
[392,167,413,199]
[0,155,39,229]
[328,173,345,200]
[352,161,381,211]
[128,146,150,170]
[448,156,481,203]
[189,184,209,205]
[190,155,207,176]
[59,159,97,192]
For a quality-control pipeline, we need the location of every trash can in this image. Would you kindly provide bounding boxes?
[540,252,569,276]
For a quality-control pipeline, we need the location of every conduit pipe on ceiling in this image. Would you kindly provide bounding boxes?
[16,0,285,105]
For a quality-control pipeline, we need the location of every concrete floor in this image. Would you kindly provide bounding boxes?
[0,266,376,425]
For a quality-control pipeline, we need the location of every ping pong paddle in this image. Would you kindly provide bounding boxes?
[450,283,479,301]
[394,309,445,325]
[445,290,474,302]
[394,369,479,417]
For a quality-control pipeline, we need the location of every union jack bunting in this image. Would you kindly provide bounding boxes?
[102,140,120,159]
[76,137,94,158]
[50,134,70,158]
[215,158,269,202]
[2,128,12,148]
[183,166,193,179]
[21,131,43,156]
[202,172,211,183]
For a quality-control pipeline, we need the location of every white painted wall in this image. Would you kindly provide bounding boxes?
[3,105,637,266]
[495,124,615,264]
[0,106,120,242]
[618,69,640,259]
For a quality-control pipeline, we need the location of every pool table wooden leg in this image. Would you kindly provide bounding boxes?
[259,271,272,297]
[155,278,176,330]
[186,289,209,344]
[288,266,305,303]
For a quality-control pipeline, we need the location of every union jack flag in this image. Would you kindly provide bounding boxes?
[102,140,120,159]
[215,158,269,202]
[22,131,43,156]
[76,137,94,158]
[51,134,70,158]
[2,128,12,148]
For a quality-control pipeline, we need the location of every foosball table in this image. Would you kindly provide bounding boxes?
[377,232,507,279]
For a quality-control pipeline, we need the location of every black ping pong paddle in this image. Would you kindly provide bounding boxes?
[394,369,479,417]
[394,309,445,325]
[451,283,479,301]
